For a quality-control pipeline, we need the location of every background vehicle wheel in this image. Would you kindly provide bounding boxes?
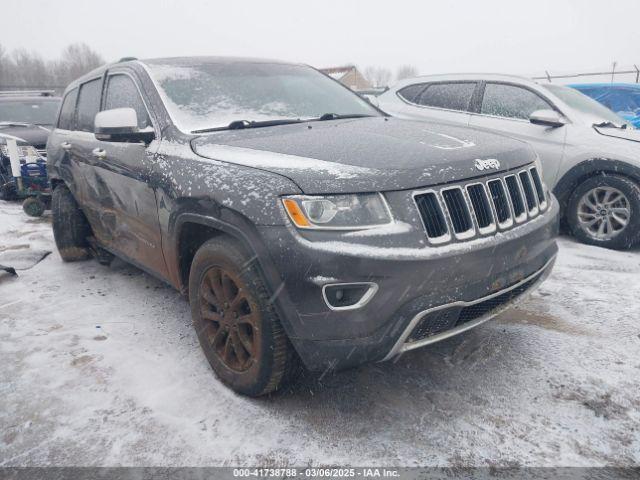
[22,196,46,217]
[189,237,297,396]
[51,184,91,261]
[567,174,640,249]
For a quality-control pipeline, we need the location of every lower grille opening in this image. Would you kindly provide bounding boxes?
[406,270,543,344]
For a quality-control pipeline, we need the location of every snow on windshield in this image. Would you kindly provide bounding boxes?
[146,62,378,133]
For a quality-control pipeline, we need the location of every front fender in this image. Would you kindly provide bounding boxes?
[553,158,640,209]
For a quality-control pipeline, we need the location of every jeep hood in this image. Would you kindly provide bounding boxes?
[191,117,537,194]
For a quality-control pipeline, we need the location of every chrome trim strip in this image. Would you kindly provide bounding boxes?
[380,254,557,361]
[322,282,379,311]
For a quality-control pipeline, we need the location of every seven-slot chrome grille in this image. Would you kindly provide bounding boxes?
[413,165,548,244]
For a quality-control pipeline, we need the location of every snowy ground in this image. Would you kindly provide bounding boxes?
[1,199,639,467]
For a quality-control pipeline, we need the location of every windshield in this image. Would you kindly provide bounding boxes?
[146,61,380,132]
[0,99,61,125]
[543,84,629,126]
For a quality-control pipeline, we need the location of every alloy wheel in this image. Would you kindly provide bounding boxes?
[198,267,258,372]
[577,186,630,241]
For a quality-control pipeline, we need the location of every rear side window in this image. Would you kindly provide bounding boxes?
[416,83,476,111]
[57,88,78,130]
[397,83,426,103]
[481,83,551,120]
[76,78,102,132]
[104,74,151,129]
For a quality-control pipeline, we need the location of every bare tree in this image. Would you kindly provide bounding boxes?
[0,42,104,90]
[396,64,419,81]
[53,43,105,86]
[364,66,393,88]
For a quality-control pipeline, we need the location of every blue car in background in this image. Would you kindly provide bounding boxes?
[570,83,640,128]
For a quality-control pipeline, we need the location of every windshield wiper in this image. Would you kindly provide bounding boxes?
[192,118,303,134]
[594,120,627,129]
[316,113,376,121]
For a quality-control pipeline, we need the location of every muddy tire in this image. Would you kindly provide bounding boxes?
[567,174,640,250]
[51,184,91,262]
[189,237,297,396]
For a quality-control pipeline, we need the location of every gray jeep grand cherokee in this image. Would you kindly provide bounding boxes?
[47,57,559,396]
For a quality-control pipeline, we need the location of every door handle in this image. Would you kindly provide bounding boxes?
[92,148,107,159]
[61,141,72,150]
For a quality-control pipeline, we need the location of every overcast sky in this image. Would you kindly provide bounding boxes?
[3,0,640,77]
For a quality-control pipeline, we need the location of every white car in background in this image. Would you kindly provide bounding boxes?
[377,74,640,249]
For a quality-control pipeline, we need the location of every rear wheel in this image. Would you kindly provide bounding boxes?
[567,174,640,249]
[51,184,91,261]
[189,237,297,396]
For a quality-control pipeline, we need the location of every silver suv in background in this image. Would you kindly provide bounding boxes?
[377,74,640,250]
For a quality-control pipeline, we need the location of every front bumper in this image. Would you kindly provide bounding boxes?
[257,197,560,371]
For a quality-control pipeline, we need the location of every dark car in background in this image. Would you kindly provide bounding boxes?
[570,83,640,129]
[0,91,60,208]
[0,91,61,154]
[47,57,558,396]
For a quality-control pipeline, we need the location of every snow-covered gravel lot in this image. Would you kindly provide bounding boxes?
[1,199,639,467]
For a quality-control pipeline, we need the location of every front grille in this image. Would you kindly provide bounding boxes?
[414,166,549,244]
[442,188,473,234]
[414,192,448,239]
[407,269,543,343]
[529,167,546,207]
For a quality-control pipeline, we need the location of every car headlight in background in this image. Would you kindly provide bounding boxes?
[282,193,393,229]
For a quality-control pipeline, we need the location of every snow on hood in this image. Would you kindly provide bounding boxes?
[191,117,536,194]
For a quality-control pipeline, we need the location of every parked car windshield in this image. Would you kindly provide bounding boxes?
[0,99,61,125]
[146,61,380,132]
[543,84,629,127]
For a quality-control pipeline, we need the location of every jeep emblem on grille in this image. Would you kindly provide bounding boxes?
[474,158,501,171]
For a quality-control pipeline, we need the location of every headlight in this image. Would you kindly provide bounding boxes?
[282,193,393,230]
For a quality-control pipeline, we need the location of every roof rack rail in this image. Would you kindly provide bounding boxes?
[118,56,138,62]
[0,90,56,97]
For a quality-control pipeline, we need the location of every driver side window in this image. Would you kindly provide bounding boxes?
[481,83,551,120]
[104,74,151,129]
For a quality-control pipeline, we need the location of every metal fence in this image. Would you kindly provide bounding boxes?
[532,65,640,84]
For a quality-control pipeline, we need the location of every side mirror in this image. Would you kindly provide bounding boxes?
[94,108,154,143]
[529,109,566,128]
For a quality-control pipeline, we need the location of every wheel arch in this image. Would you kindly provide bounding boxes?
[172,213,302,350]
[553,158,640,218]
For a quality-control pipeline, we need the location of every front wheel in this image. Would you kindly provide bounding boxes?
[567,174,640,249]
[189,237,297,396]
[51,184,91,261]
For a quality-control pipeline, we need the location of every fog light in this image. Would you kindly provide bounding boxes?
[322,282,378,311]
